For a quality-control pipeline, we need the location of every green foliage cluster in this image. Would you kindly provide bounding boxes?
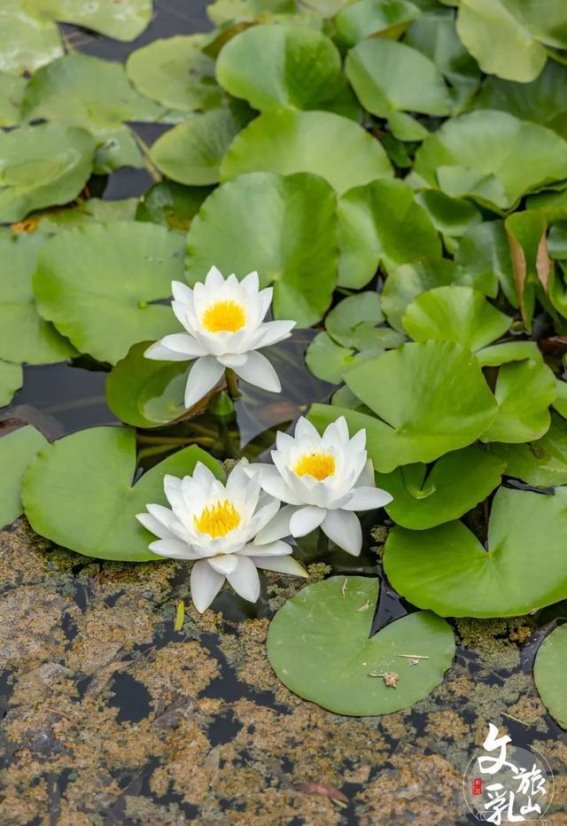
[0,0,566,719]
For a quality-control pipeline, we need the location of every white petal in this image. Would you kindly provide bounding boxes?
[144,340,190,362]
[136,511,176,541]
[163,475,183,509]
[289,505,326,537]
[149,539,199,559]
[233,351,281,393]
[156,333,206,358]
[193,461,218,488]
[253,505,297,543]
[171,280,194,303]
[256,467,301,505]
[356,459,375,487]
[349,428,367,452]
[217,353,248,368]
[241,539,292,556]
[321,510,362,556]
[241,270,260,293]
[191,559,225,613]
[322,416,349,447]
[342,486,393,511]
[205,265,225,287]
[208,554,239,575]
[250,555,308,577]
[226,556,261,603]
[256,320,295,348]
[294,416,320,440]
[184,357,224,408]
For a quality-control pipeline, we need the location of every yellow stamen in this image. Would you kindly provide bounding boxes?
[293,452,335,481]
[202,300,246,333]
[194,499,241,538]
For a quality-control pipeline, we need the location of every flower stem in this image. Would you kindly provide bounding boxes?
[225,368,241,401]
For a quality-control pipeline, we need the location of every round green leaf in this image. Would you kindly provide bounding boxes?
[475,341,542,368]
[267,576,455,716]
[343,341,498,469]
[345,38,451,138]
[0,123,96,223]
[413,110,567,212]
[534,625,567,729]
[338,179,441,288]
[22,426,224,562]
[0,425,48,530]
[415,190,481,239]
[0,360,23,406]
[335,0,420,48]
[0,3,63,75]
[402,286,511,351]
[33,222,186,365]
[216,24,344,111]
[106,341,189,428]
[32,0,153,41]
[0,233,76,364]
[150,108,246,186]
[136,181,213,231]
[455,0,547,83]
[381,258,464,332]
[481,359,557,444]
[493,414,567,488]
[126,35,223,113]
[455,221,513,303]
[221,109,393,196]
[376,445,504,529]
[384,486,567,617]
[305,332,356,384]
[0,72,25,126]
[33,197,139,232]
[186,172,338,326]
[325,291,384,349]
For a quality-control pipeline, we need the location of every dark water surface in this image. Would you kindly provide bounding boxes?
[0,2,565,824]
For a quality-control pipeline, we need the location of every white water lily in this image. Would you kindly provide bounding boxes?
[136,460,306,613]
[253,416,393,556]
[145,266,295,408]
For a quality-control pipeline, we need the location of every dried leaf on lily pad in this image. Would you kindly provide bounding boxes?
[267,576,455,716]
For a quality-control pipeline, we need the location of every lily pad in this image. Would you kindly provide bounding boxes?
[267,576,455,716]
[493,415,567,488]
[412,110,567,212]
[186,172,338,326]
[384,486,567,617]
[480,359,557,444]
[0,2,63,75]
[381,258,465,332]
[402,286,511,351]
[106,341,188,428]
[335,0,420,48]
[136,181,212,231]
[33,222,186,364]
[220,109,393,196]
[534,624,567,729]
[0,233,76,364]
[150,108,247,186]
[126,35,223,113]
[22,426,224,562]
[414,190,481,239]
[338,179,441,288]
[310,340,498,471]
[0,123,96,223]
[0,360,23,406]
[31,0,153,41]
[0,425,48,530]
[216,24,344,111]
[455,221,514,304]
[376,445,505,529]
[305,333,357,385]
[325,292,385,349]
[345,38,451,139]
[0,73,26,126]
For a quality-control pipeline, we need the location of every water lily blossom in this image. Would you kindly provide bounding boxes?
[137,460,306,613]
[145,266,295,408]
[253,417,393,556]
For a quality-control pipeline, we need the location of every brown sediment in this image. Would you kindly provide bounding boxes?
[0,519,565,825]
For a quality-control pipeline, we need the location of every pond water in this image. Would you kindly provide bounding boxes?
[1,1,566,824]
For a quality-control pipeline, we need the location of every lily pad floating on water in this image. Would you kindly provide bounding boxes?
[30,0,153,41]
[0,1,63,75]
[137,181,212,231]
[0,425,48,530]
[0,73,26,126]
[220,109,393,196]
[310,340,498,472]
[215,24,344,111]
[492,414,567,488]
[267,576,455,716]
[384,486,567,617]
[0,360,23,407]
[33,222,185,364]
[0,233,76,364]
[186,172,337,326]
[334,0,420,49]
[534,624,567,729]
[0,123,96,223]
[376,445,505,530]
[127,35,223,113]
[412,110,567,212]
[22,426,224,562]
